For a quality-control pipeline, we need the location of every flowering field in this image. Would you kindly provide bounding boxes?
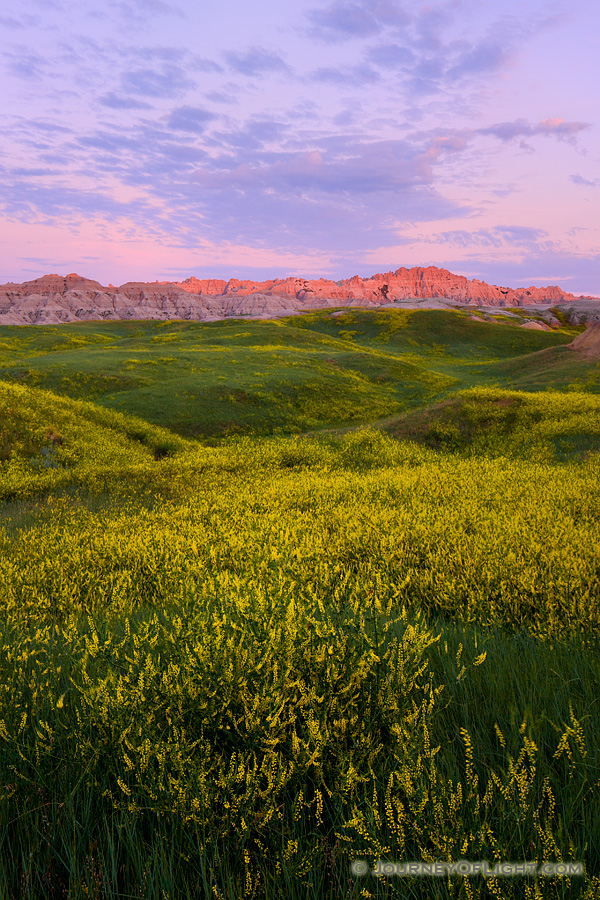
[0,368,599,896]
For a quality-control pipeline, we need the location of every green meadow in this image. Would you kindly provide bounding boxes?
[0,308,599,899]
[0,308,590,441]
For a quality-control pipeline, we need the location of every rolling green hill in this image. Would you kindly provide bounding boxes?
[0,309,586,440]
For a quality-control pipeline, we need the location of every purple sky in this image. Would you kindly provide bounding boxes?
[1,0,598,293]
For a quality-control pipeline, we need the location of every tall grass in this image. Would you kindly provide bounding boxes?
[0,378,599,897]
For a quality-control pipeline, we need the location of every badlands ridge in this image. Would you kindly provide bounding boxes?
[0,266,598,326]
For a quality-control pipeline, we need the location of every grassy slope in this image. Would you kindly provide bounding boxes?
[382,386,600,462]
[0,379,194,508]
[0,308,587,439]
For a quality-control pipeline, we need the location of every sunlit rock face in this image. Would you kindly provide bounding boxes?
[0,266,593,326]
[173,266,585,307]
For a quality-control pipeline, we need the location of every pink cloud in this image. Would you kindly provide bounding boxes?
[481,117,590,144]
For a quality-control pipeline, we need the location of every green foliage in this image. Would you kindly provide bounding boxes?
[0,314,599,897]
[386,386,600,461]
[549,307,569,327]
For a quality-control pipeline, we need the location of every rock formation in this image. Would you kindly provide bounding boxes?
[568,323,600,355]
[174,267,585,307]
[519,321,552,331]
[0,266,596,326]
[552,299,600,327]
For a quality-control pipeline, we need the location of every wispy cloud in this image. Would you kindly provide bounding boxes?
[4,48,49,80]
[110,0,185,15]
[437,225,553,250]
[165,105,217,133]
[571,173,598,187]
[99,93,153,110]
[211,118,288,150]
[224,46,291,77]
[305,0,410,42]
[0,14,42,29]
[303,1,566,107]
[481,117,591,144]
[103,0,185,28]
[0,111,471,258]
[189,136,469,195]
[308,63,381,87]
[407,117,591,156]
[120,65,196,98]
[205,89,240,105]
[365,43,415,67]
[3,93,588,265]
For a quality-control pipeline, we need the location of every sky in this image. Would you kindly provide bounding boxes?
[0,0,599,294]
